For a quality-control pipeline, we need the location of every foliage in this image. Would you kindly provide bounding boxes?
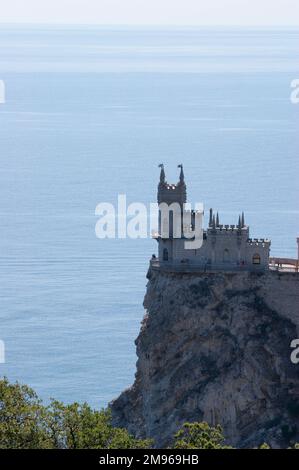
[45,400,151,449]
[173,421,231,449]
[289,443,299,449]
[0,377,51,448]
[0,378,151,449]
[1,378,298,450]
[259,443,271,449]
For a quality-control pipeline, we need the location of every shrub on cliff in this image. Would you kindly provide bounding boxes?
[45,400,151,449]
[0,377,51,448]
[259,443,271,449]
[173,421,231,449]
[0,378,151,449]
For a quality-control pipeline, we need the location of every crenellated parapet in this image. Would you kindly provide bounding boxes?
[158,164,186,206]
[208,208,246,231]
[247,238,271,247]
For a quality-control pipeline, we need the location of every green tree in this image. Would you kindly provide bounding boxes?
[259,443,271,449]
[0,378,151,449]
[173,421,231,449]
[45,400,151,449]
[290,443,299,449]
[0,377,51,448]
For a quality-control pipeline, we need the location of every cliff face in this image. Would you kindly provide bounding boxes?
[110,268,299,448]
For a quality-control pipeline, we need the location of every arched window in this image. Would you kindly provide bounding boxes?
[223,248,230,263]
[163,248,169,262]
[252,253,261,265]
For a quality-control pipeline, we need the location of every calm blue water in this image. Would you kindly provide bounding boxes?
[0,26,298,408]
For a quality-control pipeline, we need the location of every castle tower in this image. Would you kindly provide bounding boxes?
[157,164,186,207]
[156,165,188,263]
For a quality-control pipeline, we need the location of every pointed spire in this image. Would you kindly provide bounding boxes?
[216,212,219,227]
[178,164,184,184]
[212,214,216,229]
[158,163,165,184]
[238,215,242,229]
[241,212,245,228]
[209,208,213,227]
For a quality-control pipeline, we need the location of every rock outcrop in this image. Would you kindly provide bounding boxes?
[110,268,299,448]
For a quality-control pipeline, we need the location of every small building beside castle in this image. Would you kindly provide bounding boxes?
[152,164,271,272]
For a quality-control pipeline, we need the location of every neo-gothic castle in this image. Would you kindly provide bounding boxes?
[153,164,271,271]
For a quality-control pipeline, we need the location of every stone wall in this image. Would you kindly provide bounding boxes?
[158,227,270,270]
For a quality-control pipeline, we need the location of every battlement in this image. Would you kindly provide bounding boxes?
[158,164,186,206]
[207,225,249,233]
[247,238,271,247]
[163,183,180,191]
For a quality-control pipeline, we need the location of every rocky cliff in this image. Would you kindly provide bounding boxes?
[110,268,299,448]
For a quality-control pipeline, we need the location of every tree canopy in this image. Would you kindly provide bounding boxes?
[173,421,230,449]
[0,378,298,449]
[0,378,150,449]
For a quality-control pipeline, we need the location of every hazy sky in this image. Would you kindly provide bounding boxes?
[0,0,298,25]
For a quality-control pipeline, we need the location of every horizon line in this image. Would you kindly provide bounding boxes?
[0,22,298,28]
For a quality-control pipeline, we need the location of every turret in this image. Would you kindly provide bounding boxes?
[241,212,245,228]
[209,208,213,227]
[157,164,187,206]
[159,163,165,185]
[178,164,185,185]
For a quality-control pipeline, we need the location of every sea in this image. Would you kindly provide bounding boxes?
[0,25,298,408]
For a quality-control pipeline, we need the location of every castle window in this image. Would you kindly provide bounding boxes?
[252,253,261,265]
[163,248,169,262]
[223,248,230,263]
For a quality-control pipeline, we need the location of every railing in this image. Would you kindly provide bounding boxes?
[149,259,265,273]
[150,258,299,273]
[269,257,299,273]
